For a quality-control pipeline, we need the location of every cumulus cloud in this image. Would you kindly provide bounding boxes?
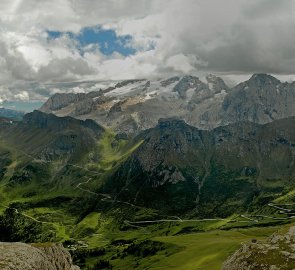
[14,91,29,101]
[1,0,295,101]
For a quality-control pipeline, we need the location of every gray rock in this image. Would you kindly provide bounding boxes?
[39,73,295,135]
[222,226,295,270]
[0,242,80,270]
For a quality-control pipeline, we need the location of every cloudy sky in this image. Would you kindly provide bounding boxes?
[1,0,295,104]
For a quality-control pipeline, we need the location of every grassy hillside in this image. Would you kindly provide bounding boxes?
[1,112,295,269]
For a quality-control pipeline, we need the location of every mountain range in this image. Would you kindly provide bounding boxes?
[41,74,295,134]
[1,110,295,216]
[2,74,295,269]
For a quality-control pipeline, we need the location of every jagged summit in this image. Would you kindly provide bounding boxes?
[40,73,295,134]
[40,74,230,133]
[248,73,281,85]
[173,75,207,99]
[206,74,229,92]
[222,73,295,125]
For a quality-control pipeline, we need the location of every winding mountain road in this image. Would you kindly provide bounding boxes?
[2,148,295,236]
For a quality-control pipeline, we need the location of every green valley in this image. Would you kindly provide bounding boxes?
[1,111,295,269]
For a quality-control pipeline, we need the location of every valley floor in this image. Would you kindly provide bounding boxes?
[1,200,292,270]
[107,227,279,270]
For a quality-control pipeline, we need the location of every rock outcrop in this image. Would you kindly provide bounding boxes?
[0,242,80,270]
[222,226,295,270]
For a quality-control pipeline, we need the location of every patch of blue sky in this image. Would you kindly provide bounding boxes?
[47,26,136,56]
[1,101,44,112]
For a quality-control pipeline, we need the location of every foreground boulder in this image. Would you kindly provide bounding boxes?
[222,226,295,270]
[0,242,79,270]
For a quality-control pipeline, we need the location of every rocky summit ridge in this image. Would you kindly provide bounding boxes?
[40,74,229,133]
[40,73,295,134]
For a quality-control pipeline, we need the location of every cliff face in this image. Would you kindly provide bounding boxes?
[0,242,79,270]
[40,93,89,112]
[222,226,295,270]
[222,74,295,125]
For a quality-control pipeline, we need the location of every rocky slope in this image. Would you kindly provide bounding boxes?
[40,74,295,134]
[222,73,295,125]
[40,75,229,133]
[104,117,295,215]
[222,226,295,270]
[0,242,79,270]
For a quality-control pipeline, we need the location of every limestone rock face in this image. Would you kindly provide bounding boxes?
[39,75,230,134]
[41,93,88,112]
[222,226,295,270]
[0,242,80,270]
[39,74,295,134]
[222,74,295,125]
